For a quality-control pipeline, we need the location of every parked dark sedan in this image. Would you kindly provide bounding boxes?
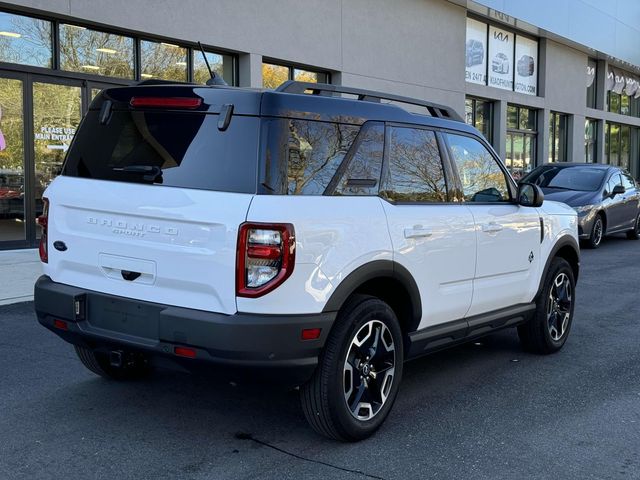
[521,163,640,248]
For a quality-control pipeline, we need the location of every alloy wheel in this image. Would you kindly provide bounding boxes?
[547,272,572,341]
[592,218,603,246]
[343,320,396,421]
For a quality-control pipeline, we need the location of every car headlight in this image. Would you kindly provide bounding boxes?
[573,205,595,214]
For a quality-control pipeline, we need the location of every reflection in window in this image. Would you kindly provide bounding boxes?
[0,11,52,67]
[0,77,25,241]
[334,123,384,196]
[381,127,447,203]
[284,120,359,195]
[140,40,187,81]
[585,119,597,163]
[263,63,290,89]
[193,50,234,85]
[446,133,509,202]
[465,97,492,144]
[549,112,568,163]
[262,62,329,89]
[32,82,82,226]
[506,104,537,180]
[59,24,134,78]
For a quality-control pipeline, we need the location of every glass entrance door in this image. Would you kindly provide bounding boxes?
[32,80,82,235]
[0,75,26,246]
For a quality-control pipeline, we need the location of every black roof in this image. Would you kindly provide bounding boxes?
[97,81,477,136]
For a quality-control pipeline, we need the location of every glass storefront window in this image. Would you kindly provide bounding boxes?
[549,112,568,163]
[193,50,234,85]
[0,77,25,242]
[464,97,493,144]
[0,12,52,67]
[262,63,289,89]
[621,94,630,116]
[59,24,134,79]
[585,119,597,163]
[506,104,537,180]
[140,40,187,81]
[32,82,82,228]
[263,62,329,89]
[620,125,630,171]
[608,92,620,114]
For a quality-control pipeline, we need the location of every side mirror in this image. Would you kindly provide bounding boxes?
[518,182,544,207]
[612,184,625,196]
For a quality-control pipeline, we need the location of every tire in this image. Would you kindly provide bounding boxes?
[626,213,640,240]
[518,258,575,354]
[74,345,151,381]
[586,214,604,249]
[300,295,403,442]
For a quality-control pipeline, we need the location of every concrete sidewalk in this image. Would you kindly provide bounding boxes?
[0,249,41,305]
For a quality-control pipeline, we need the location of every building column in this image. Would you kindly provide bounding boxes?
[596,119,606,164]
[238,53,263,88]
[493,100,507,160]
[538,108,551,166]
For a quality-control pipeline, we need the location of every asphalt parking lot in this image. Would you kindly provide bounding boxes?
[1,236,639,480]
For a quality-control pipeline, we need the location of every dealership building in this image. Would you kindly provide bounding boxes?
[0,0,639,250]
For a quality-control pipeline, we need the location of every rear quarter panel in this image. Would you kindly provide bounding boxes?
[239,196,392,314]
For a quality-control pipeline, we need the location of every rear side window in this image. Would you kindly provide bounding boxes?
[63,110,259,193]
[380,126,448,203]
[333,122,384,196]
[446,133,511,202]
[262,119,360,195]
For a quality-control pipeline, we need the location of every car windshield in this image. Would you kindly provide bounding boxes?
[523,167,606,192]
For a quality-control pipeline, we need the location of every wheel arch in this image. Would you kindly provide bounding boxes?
[536,235,580,299]
[322,260,422,335]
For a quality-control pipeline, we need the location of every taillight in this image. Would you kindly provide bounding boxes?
[236,223,295,298]
[129,97,202,109]
[37,197,49,263]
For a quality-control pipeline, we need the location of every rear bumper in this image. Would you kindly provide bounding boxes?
[34,276,335,384]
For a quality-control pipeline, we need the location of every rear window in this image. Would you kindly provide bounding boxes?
[63,109,259,193]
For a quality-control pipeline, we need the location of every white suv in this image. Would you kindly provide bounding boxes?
[34,80,580,441]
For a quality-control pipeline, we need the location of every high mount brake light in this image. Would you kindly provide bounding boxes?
[129,97,202,109]
[236,223,295,298]
[37,197,49,263]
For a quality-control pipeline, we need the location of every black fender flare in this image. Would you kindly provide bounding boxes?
[322,260,422,333]
[535,235,580,299]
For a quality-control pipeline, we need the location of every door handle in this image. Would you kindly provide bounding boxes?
[404,226,432,239]
[481,222,503,233]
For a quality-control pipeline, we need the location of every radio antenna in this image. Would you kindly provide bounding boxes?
[197,41,227,86]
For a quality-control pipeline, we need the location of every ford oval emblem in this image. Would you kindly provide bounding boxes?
[53,241,67,252]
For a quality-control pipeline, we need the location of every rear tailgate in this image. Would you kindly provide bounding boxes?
[41,85,262,314]
[44,177,251,314]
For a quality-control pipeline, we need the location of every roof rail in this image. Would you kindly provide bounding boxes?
[275,80,463,122]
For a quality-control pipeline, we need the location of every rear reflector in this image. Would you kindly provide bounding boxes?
[53,319,68,331]
[301,328,321,341]
[174,346,196,358]
[130,97,202,109]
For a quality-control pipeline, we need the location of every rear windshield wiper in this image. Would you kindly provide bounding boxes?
[112,165,163,182]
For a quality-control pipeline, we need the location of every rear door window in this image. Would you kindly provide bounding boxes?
[63,109,260,193]
[380,126,448,203]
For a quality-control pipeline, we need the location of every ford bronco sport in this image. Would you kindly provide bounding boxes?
[34,80,580,441]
